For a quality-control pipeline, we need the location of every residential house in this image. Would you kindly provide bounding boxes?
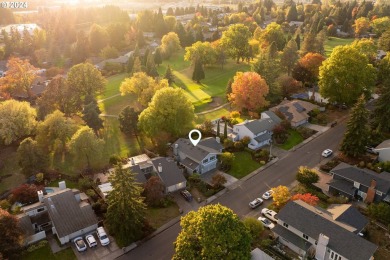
[151,157,187,193]
[250,248,274,260]
[173,137,223,174]
[18,181,98,245]
[270,99,319,127]
[0,23,42,37]
[375,139,390,162]
[12,76,50,100]
[308,86,329,104]
[273,200,377,260]
[327,162,390,203]
[232,111,282,150]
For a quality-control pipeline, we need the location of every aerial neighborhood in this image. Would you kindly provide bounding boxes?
[1,0,390,259]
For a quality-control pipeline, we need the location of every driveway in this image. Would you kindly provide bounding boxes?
[304,123,330,133]
[200,170,238,187]
[172,192,201,214]
[72,232,122,260]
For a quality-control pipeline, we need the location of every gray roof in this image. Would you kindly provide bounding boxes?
[328,179,357,196]
[277,200,377,260]
[129,165,147,184]
[151,157,186,187]
[236,118,278,135]
[173,138,222,163]
[332,162,390,193]
[262,111,282,124]
[198,137,223,152]
[181,157,199,170]
[273,225,312,251]
[17,214,35,236]
[250,248,274,260]
[254,132,272,143]
[43,189,97,238]
[327,204,368,233]
[376,139,390,149]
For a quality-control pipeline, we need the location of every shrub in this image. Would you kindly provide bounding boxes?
[78,178,93,191]
[36,173,44,183]
[243,217,264,243]
[189,173,201,183]
[223,139,234,149]
[230,118,239,125]
[296,166,319,186]
[86,189,96,198]
[204,189,215,197]
[230,111,240,118]
[241,136,251,146]
[234,141,244,150]
[109,154,122,165]
[260,239,273,249]
[297,127,315,139]
[212,174,227,188]
[26,240,48,252]
[327,196,349,204]
[359,161,366,168]
[0,200,11,211]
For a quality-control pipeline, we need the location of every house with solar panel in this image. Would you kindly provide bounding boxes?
[270,99,319,127]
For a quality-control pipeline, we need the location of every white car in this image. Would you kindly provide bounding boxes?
[249,198,263,209]
[85,234,97,248]
[262,190,274,200]
[322,149,333,158]
[74,237,87,252]
[97,227,110,246]
[261,208,278,222]
[258,216,275,229]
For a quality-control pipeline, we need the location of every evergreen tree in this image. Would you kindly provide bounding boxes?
[133,44,140,58]
[267,41,279,59]
[295,33,301,50]
[217,120,220,137]
[164,65,175,85]
[287,3,298,22]
[281,39,299,75]
[106,163,146,246]
[132,57,142,74]
[192,59,205,83]
[155,8,168,37]
[226,79,233,99]
[126,55,134,74]
[224,121,228,139]
[373,82,390,132]
[154,47,163,66]
[195,28,204,42]
[146,52,158,77]
[340,95,370,157]
[82,96,103,134]
[119,106,139,137]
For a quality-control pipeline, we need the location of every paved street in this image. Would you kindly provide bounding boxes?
[119,119,347,260]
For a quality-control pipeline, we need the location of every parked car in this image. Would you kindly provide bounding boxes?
[322,149,333,158]
[365,146,379,155]
[258,216,275,229]
[249,198,263,209]
[180,190,193,202]
[97,227,110,246]
[74,237,87,252]
[261,208,278,222]
[262,190,274,200]
[85,234,97,248]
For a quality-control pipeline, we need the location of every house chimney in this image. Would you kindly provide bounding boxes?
[58,181,66,190]
[131,158,135,165]
[315,234,329,260]
[365,179,377,203]
[37,190,44,203]
[216,137,220,143]
[158,163,162,173]
[174,143,179,156]
[370,179,377,188]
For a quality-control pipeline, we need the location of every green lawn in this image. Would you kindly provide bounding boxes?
[196,107,231,124]
[0,147,25,193]
[97,73,127,100]
[22,244,76,260]
[157,50,191,74]
[229,151,261,179]
[278,129,304,150]
[324,37,355,57]
[145,203,180,229]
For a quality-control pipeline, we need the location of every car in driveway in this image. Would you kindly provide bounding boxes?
[261,208,278,222]
[97,227,110,246]
[322,149,333,158]
[180,190,193,202]
[85,234,97,248]
[258,216,275,229]
[262,190,274,200]
[74,237,87,252]
[249,198,263,209]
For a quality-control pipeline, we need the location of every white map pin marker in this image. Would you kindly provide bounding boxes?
[189,129,202,146]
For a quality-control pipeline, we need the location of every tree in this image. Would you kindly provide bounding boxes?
[319,45,376,106]
[164,65,175,85]
[154,47,163,66]
[118,106,139,137]
[243,217,264,244]
[66,63,107,98]
[184,41,216,66]
[300,32,318,56]
[212,174,227,189]
[0,100,37,145]
[0,57,37,99]
[192,59,205,83]
[82,99,103,134]
[372,17,390,36]
[291,193,319,206]
[228,72,269,113]
[368,202,390,225]
[161,32,181,59]
[17,137,48,176]
[120,72,168,109]
[224,121,228,139]
[299,52,325,84]
[258,22,286,51]
[132,57,142,74]
[144,176,165,207]
[220,24,251,63]
[71,31,90,64]
[89,24,109,54]
[11,184,41,204]
[100,45,119,59]
[296,166,319,186]
[68,126,105,169]
[281,39,299,75]
[216,120,221,137]
[373,58,390,132]
[201,120,213,135]
[340,95,370,157]
[287,3,298,22]
[226,79,233,99]
[0,208,23,259]
[106,163,146,246]
[145,52,158,77]
[271,185,291,208]
[219,152,235,170]
[353,17,370,37]
[138,88,195,139]
[173,204,251,260]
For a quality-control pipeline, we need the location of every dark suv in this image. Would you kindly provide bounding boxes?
[180,190,193,202]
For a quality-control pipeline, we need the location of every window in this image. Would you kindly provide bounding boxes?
[37,207,45,213]
[203,158,209,164]
[303,234,309,240]
[283,223,289,228]
[210,156,216,161]
[376,190,382,196]
[330,251,341,260]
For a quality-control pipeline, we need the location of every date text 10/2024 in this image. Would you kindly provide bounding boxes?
[1,2,28,8]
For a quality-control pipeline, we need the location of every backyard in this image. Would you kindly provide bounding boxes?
[324,37,355,57]
[228,151,262,179]
[22,243,76,260]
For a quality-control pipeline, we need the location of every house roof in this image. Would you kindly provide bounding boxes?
[250,248,274,260]
[270,100,318,124]
[254,132,272,143]
[261,111,282,124]
[327,204,368,233]
[43,189,97,239]
[277,200,377,260]
[17,213,35,236]
[151,157,186,187]
[328,179,357,196]
[129,165,148,184]
[173,138,222,163]
[235,118,279,135]
[12,76,48,98]
[273,224,312,251]
[376,139,390,150]
[180,157,199,170]
[331,162,390,193]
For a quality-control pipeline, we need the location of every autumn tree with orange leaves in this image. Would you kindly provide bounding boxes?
[291,193,319,206]
[228,72,269,113]
[0,57,37,99]
[292,52,325,87]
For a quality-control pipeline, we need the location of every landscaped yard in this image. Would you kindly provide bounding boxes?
[22,244,76,260]
[145,202,180,229]
[324,37,355,57]
[0,146,25,193]
[277,129,304,150]
[229,151,262,179]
